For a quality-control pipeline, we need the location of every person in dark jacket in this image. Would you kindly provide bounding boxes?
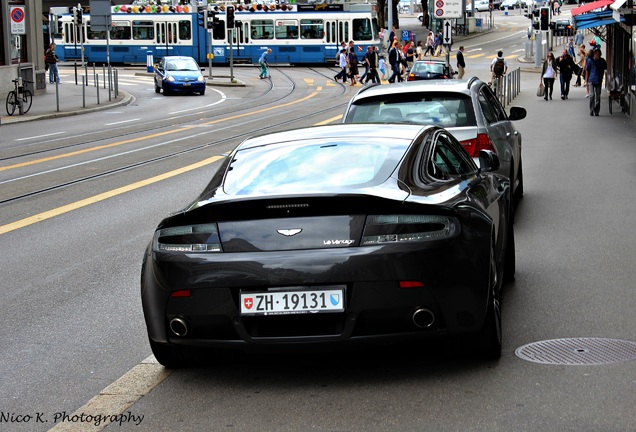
[45,43,61,84]
[556,49,576,99]
[457,46,466,79]
[585,48,607,116]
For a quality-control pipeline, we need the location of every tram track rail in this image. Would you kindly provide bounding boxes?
[0,67,350,206]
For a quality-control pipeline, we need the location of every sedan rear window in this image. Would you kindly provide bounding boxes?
[345,93,477,128]
[223,139,409,196]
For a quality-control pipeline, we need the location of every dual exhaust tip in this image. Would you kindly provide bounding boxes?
[171,309,435,336]
[412,308,435,329]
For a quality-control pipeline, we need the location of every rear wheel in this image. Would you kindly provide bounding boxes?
[514,158,524,206]
[477,244,502,359]
[22,89,32,114]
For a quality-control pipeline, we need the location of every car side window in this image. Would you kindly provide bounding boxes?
[479,86,508,122]
[427,131,477,180]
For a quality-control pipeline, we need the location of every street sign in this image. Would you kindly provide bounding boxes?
[443,20,453,45]
[434,0,463,19]
[89,0,112,31]
[10,6,26,35]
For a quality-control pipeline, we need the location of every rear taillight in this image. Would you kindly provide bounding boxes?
[407,74,415,81]
[460,133,497,157]
[361,215,459,245]
[153,223,222,253]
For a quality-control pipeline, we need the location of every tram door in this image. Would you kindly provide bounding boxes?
[325,19,348,64]
[156,22,178,57]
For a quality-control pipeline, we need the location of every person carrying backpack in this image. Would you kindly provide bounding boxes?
[490,51,508,85]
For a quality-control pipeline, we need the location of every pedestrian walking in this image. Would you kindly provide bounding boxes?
[490,51,508,85]
[405,41,415,72]
[541,52,557,101]
[457,46,466,79]
[585,48,607,116]
[364,46,381,85]
[574,30,584,47]
[416,40,423,61]
[379,55,387,80]
[347,47,359,86]
[334,48,348,82]
[388,40,400,83]
[424,31,435,57]
[556,49,575,99]
[258,48,272,79]
[45,43,62,84]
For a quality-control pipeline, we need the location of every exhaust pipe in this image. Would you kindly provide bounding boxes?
[169,317,188,337]
[412,308,435,328]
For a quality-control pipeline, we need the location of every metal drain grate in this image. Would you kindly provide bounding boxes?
[515,338,636,365]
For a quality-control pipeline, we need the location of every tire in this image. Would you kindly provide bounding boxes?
[6,91,17,116]
[503,205,516,283]
[22,90,32,114]
[513,158,524,206]
[149,338,211,369]
[477,244,503,359]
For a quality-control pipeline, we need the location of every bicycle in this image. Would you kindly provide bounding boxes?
[6,77,33,116]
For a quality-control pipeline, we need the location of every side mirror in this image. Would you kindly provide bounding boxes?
[478,150,500,172]
[508,106,527,121]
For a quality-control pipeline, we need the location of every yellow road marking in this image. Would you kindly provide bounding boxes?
[1,90,321,173]
[0,155,224,235]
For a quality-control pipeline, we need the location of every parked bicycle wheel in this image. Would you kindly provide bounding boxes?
[6,91,17,116]
[21,89,32,114]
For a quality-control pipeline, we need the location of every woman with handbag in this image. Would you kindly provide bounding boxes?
[541,52,557,101]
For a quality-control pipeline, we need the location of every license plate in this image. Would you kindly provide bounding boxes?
[240,287,345,316]
[182,82,191,86]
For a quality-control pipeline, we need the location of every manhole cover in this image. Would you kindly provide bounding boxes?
[515,338,636,365]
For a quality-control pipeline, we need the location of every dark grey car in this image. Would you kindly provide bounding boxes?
[342,78,527,204]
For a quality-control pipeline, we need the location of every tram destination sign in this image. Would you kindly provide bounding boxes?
[434,0,463,19]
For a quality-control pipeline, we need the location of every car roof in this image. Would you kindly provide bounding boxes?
[350,78,481,100]
[238,124,435,150]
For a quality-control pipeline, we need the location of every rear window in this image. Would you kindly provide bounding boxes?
[345,93,477,128]
[223,139,408,196]
[411,62,445,75]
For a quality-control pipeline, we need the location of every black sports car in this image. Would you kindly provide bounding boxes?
[407,60,456,81]
[141,124,515,368]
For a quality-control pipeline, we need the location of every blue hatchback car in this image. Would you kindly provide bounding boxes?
[154,56,206,96]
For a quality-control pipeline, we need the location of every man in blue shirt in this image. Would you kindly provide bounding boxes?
[259,48,272,79]
[585,48,607,116]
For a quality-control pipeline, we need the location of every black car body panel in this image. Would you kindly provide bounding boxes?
[141,124,513,364]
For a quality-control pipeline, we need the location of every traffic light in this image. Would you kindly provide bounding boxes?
[208,11,216,29]
[227,6,235,29]
[198,9,207,27]
[73,7,79,25]
[540,7,550,31]
[532,20,539,30]
[77,8,82,25]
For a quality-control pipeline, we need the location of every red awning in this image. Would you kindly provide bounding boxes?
[571,0,614,16]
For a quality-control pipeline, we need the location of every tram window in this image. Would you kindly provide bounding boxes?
[352,18,372,41]
[178,20,191,40]
[133,21,154,40]
[300,19,323,40]
[252,20,274,40]
[372,18,380,40]
[87,24,106,40]
[110,22,131,40]
[275,20,298,39]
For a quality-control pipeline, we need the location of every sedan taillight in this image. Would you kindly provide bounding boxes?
[459,133,497,157]
[153,223,222,253]
[361,215,459,245]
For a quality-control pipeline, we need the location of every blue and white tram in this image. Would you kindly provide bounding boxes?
[51,2,380,65]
